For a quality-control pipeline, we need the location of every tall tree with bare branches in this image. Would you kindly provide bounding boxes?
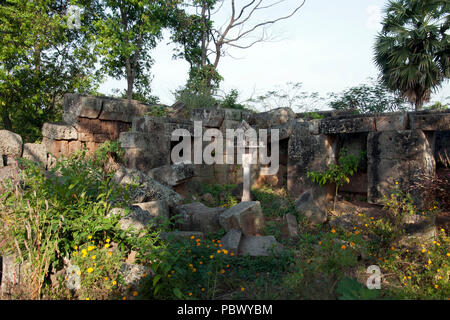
[172,0,306,94]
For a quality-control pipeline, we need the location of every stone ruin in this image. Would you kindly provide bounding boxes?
[0,93,449,294]
[1,93,448,205]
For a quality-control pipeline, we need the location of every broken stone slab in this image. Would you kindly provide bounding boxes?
[113,167,184,208]
[22,143,47,167]
[42,122,78,140]
[281,214,299,239]
[249,107,295,128]
[396,214,437,247]
[161,231,205,241]
[190,108,225,127]
[0,130,23,158]
[238,235,283,257]
[0,166,21,187]
[174,202,225,234]
[148,162,195,187]
[119,206,155,232]
[119,263,153,290]
[220,229,242,255]
[295,190,327,224]
[131,200,169,219]
[219,201,265,236]
[63,93,103,125]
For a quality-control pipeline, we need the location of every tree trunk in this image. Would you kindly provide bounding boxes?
[1,108,13,131]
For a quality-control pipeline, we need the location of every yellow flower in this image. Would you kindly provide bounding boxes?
[106,238,110,243]
[91,255,96,260]
[122,297,126,300]
[85,298,90,300]
[190,235,195,240]
[87,267,94,273]
[105,244,110,248]
[77,271,82,276]
[241,287,245,292]
[132,291,138,297]
[88,246,95,251]
[73,251,78,256]
[210,255,214,259]
[395,181,398,185]
[435,284,439,289]
[428,260,432,265]
[331,229,336,234]
[104,277,108,281]
[421,249,426,253]
[230,252,235,257]
[217,250,221,254]
[74,245,78,250]
[112,280,117,285]
[447,253,450,257]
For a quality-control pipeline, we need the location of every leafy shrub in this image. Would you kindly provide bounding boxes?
[0,142,163,299]
[307,148,363,210]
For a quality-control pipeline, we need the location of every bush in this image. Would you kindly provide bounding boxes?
[0,142,162,299]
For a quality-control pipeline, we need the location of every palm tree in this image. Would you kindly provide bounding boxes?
[374,0,449,111]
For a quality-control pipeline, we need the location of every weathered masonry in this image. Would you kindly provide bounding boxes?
[1,93,449,207]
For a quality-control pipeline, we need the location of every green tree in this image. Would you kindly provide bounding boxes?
[374,0,449,111]
[0,0,101,141]
[93,0,177,100]
[328,78,410,114]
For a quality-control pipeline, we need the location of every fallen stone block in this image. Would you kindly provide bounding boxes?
[219,201,265,236]
[22,143,47,167]
[220,229,242,255]
[119,207,155,231]
[238,235,283,257]
[131,200,169,219]
[119,263,153,290]
[281,214,299,239]
[295,190,327,224]
[0,130,23,158]
[113,167,184,207]
[148,162,195,187]
[174,202,225,234]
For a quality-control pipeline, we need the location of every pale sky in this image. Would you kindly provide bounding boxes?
[98,0,450,111]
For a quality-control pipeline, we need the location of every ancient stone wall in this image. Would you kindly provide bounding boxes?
[1,93,449,209]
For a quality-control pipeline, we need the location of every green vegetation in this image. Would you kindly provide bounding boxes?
[307,148,365,211]
[374,0,450,111]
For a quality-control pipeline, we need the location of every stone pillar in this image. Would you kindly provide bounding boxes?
[287,122,336,202]
[367,130,435,205]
